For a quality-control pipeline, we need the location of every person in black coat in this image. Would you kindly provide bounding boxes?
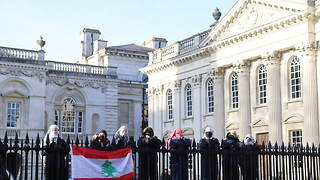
[167,128,191,180]
[240,134,261,180]
[221,132,243,180]
[137,127,161,180]
[90,129,111,150]
[43,125,68,180]
[199,127,220,180]
[0,155,9,180]
[111,125,135,150]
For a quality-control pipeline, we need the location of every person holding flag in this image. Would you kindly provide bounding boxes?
[111,125,135,150]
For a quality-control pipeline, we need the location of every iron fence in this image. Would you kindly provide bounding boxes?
[0,132,319,180]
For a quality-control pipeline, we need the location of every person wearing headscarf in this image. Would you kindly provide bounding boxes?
[90,129,111,150]
[111,125,135,150]
[240,134,261,180]
[221,132,243,180]
[137,127,161,180]
[199,127,220,180]
[167,128,191,180]
[43,125,68,180]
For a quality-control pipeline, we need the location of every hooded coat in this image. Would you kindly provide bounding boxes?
[137,127,161,180]
[90,129,111,150]
[111,126,135,150]
[199,127,220,180]
[43,125,68,180]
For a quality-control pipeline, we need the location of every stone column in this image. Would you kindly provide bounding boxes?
[173,80,181,128]
[154,85,164,138]
[234,60,251,139]
[133,100,143,140]
[262,51,282,143]
[297,42,319,145]
[212,68,225,140]
[147,88,154,129]
[191,75,202,140]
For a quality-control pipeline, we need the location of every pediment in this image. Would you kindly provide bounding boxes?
[201,0,304,46]
[251,118,268,128]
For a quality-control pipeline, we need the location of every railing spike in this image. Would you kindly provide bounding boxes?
[318,144,320,153]
[312,143,316,152]
[75,135,79,146]
[268,141,272,151]
[45,133,50,146]
[85,136,89,148]
[281,141,285,151]
[161,137,166,150]
[25,133,30,144]
[192,139,196,150]
[306,143,310,151]
[14,132,19,145]
[4,132,8,145]
[287,142,292,151]
[66,134,70,145]
[274,141,278,151]
[261,141,265,151]
[35,133,40,145]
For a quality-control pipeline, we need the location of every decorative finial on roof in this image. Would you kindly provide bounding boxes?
[210,8,222,27]
[37,36,46,50]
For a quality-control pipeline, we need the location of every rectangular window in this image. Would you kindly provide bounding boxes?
[54,110,60,126]
[290,130,302,167]
[7,102,21,127]
[78,111,83,133]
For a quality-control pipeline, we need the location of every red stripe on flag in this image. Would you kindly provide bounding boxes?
[73,172,134,180]
[71,145,131,159]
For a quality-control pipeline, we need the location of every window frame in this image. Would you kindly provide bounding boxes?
[230,72,239,109]
[207,79,214,113]
[167,89,173,120]
[289,57,301,99]
[185,84,192,117]
[257,65,267,105]
[6,102,21,128]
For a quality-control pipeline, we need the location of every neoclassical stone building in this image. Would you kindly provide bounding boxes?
[141,0,320,145]
[0,28,165,140]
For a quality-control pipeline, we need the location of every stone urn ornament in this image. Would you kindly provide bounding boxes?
[37,36,46,50]
[210,8,222,27]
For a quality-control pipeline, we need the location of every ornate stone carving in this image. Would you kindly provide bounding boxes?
[191,74,202,87]
[295,41,318,57]
[232,60,250,74]
[261,51,281,67]
[0,69,45,81]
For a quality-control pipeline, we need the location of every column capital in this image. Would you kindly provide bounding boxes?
[208,67,225,80]
[295,41,317,56]
[172,80,181,92]
[146,88,154,97]
[154,85,164,96]
[233,60,250,74]
[191,74,202,87]
[262,51,281,67]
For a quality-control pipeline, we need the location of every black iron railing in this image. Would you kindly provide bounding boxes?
[0,132,319,180]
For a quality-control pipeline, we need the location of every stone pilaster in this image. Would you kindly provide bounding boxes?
[172,80,181,128]
[212,67,225,140]
[191,75,202,139]
[154,85,164,138]
[296,42,319,145]
[262,51,282,143]
[234,60,251,139]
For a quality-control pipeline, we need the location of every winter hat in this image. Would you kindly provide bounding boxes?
[204,127,213,133]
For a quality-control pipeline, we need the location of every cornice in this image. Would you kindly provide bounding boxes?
[104,48,149,59]
[141,49,210,75]
[0,61,50,71]
[0,68,45,82]
[206,10,311,52]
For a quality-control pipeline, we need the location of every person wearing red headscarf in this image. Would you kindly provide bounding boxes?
[167,128,191,180]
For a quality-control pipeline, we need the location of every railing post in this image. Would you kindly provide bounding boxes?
[24,133,30,180]
[35,134,40,180]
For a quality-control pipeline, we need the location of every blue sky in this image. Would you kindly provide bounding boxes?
[1,0,237,63]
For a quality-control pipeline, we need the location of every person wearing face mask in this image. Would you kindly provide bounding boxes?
[240,134,261,180]
[199,127,220,180]
[111,125,135,150]
[167,128,191,180]
[43,125,68,180]
[90,130,111,150]
[137,127,161,180]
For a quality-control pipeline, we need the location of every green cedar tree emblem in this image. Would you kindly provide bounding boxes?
[101,160,119,177]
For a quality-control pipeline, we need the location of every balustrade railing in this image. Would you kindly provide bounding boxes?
[151,29,210,63]
[0,46,40,60]
[47,61,107,75]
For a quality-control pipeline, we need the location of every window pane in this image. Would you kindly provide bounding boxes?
[6,102,21,127]
[231,73,239,109]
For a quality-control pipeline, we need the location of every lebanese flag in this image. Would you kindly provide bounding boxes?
[70,145,134,180]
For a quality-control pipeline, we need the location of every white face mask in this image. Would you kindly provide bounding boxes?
[119,131,126,136]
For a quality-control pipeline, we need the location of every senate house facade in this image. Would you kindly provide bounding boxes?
[140,0,320,145]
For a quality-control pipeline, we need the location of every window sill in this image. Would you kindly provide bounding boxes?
[163,120,174,127]
[253,104,268,113]
[182,116,194,124]
[284,98,302,109]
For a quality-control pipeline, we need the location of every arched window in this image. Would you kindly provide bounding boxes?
[55,97,84,133]
[231,72,239,109]
[258,65,267,104]
[207,79,214,113]
[290,57,301,99]
[167,89,173,120]
[185,84,192,117]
